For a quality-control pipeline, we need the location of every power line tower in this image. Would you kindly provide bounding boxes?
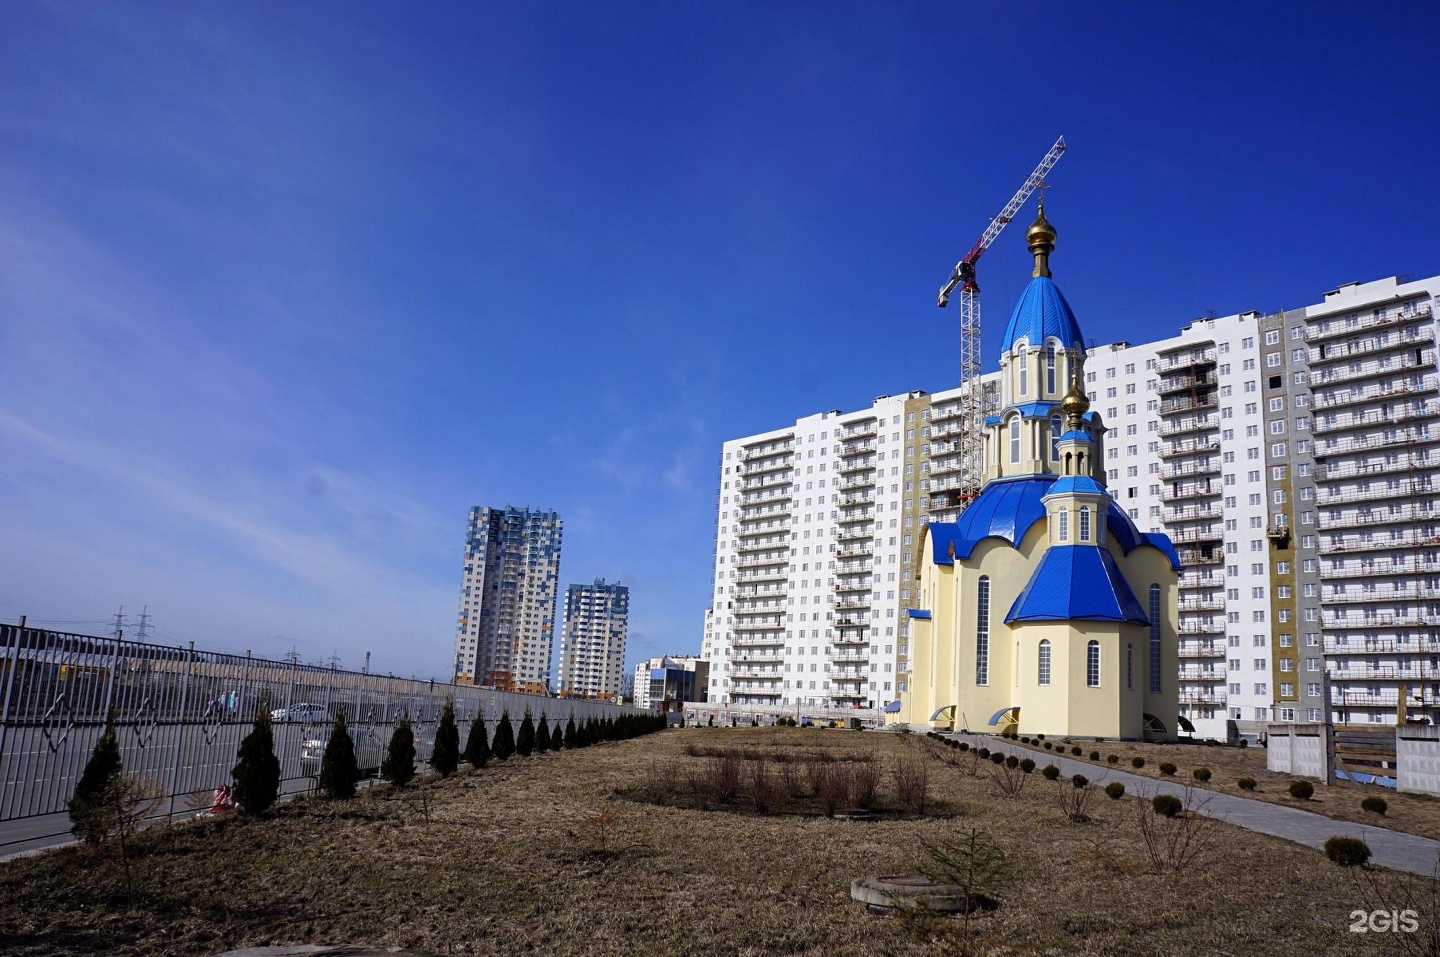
[110,606,126,640]
[937,136,1068,508]
[135,605,151,643]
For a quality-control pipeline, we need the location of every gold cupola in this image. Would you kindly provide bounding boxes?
[1027,202,1057,278]
[1060,371,1089,429]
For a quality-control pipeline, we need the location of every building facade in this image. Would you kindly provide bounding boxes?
[557,578,629,699]
[633,655,710,711]
[453,506,563,693]
[703,269,1440,734]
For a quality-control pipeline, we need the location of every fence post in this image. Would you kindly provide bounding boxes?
[0,616,26,777]
[101,625,120,718]
[166,642,195,819]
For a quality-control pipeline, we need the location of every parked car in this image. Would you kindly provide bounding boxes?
[270,702,331,723]
[300,725,385,777]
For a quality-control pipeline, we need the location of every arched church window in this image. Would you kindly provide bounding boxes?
[1019,349,1028,396]
[1126,643,1133,690]
[1058,507,1069,542]
[1046,346,1057,394]
[1086,640,1100,687]
[1009,418,1020,464]
[1050,415,1062,461]
[1038,639,1051,685]
[1148,585,1162,693]
[976,576,991,685]
[1079,507,1092,542]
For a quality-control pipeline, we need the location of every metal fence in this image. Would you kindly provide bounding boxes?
[0,621,638,830]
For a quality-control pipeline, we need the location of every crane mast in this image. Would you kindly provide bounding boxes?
[936,136,1067,510]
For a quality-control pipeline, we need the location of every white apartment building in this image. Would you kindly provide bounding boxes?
[704,272,1440,735]
[557,578,629,699]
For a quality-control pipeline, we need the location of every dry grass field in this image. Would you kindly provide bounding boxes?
[1012,733,1440,839]
[0,727,1433,957]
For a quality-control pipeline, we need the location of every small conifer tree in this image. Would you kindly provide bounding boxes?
[432,699,460,777]
[563,713,578,749]
[319,707,361,799]
[69,709,122,844]
[551,724,563,750]
[383,713,416,787]
[492,710,516,760]
[463,711,490,769]
[233,708,281,816]
[536,714,551,753]
[517,711,536,756]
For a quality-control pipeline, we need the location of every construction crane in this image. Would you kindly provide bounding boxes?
[936,135,1067,509]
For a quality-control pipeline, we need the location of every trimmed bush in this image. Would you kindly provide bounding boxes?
[550,724,563,751]
[69,710,123,843]
[1088,751,1100,761]
[516,711,536,757]
[1289,780,1315,801]
[1044,742,1054,750]
[1192,767,1212,783]
[535,714,551,753]
[1019,758,1035,773]
[1238,739,1249,749]
[432,700,460,777]
[1361,796,1388,816]
[1107,754,1119,764]
[1324,836,1371,867]
[1131,756,1145,769]
[492,711,516,761]
[990,752,1006,765]
[1070,774,1089,789]
[1042,764,1061,781]
[977,747,990,759]
[319,708,360,799]
[463,712,490,768]
[563,714,578,749]
[1105,782,1125,800]
[1020,736,1031,744]
[233,710,281,816]
[958,742,970,752]
[1071,746,1083,756]
[1158,762,1177,776]
[1004,755,1019,769]
[1152,794,1183,818]
[383,714,416,787]
[1238,777,1257,791]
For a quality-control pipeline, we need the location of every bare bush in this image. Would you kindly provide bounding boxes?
[778,758,805,798]
[848,758,880,809]
[1054,774,1097,823]
[988,759,1029,798]
[1351,852,1440,957]
[818,765,846,817]
[805,757,831,795]
[750,758,775,814]
[893,754,930,814]
[1134,786,1221,871]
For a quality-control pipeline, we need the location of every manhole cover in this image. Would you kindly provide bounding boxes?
[851,875,994,914]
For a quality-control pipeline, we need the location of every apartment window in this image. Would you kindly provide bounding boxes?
[1265,330,1280,345]
[1149,585,1162,693]
[1038,639,1052,685]
[1086,640,1100,687]
[975,576,991,685]
[1266,352,1282,368]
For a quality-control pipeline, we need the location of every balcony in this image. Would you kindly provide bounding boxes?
[1310,353,1435,388]
[1178,667,1226,682]
[1156,370,1218,395]
[838,455,877,473]
[1319,483,1438,507]
[1177,691,1226,705]
[1167,527,1223,546]
[1313,429,1438,460]
[1178,620,1226,636]
[1164,503,1223,523]
[1160,437,1221,459]
[734,536,787,554]
[838,420,879,440]
[1166,482,1221,502]
[835,543,875,559]
[838,441,876,458]
[1311,376,1439,411]
[834,597,870,612]
[1325,636,1440,655]
[1178,548,1223,566]
[1305,303,1432,343]
[1321,456,1436,481]
[733,631,786,648]
[1323,584,1440,603]
[838,474,876,491]
[1158,415,1219,438]
[840,491,875,508]
[1324,529,1440,553]
[1323,613,1437,630]
[1307,326,1434,366]
[1156,349,1217,374]
[739,455,793,478]
[836,524,874,543]
[1326,556,1440,580]
[1177,597,1227,612]
[1177,643,1225,659]
[1319,504,1437,531]
[1315,403,1439,437]
[731,664,785,680]
[735,521,788,539]
[1160,462,1221,481]
[1159,393,1219,415]
[827,648,871,662]
[740,487,793,507]
[733,617,785,632]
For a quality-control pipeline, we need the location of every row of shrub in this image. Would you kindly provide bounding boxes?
[67,703,666,839]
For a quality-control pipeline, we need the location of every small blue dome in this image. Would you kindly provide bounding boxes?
[999,276,1084,356]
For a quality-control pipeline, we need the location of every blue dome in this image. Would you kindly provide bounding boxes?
[999,276,1084,355]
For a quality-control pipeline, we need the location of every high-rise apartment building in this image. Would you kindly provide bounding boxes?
[453,506,563,693]
[704,272,1440,735]
[558,578,629,699]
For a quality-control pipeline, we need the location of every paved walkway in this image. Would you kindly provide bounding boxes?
[952,734,1440,877]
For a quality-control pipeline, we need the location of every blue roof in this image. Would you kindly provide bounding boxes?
[1106,501,1183,571]
[985,401,1061,427]
[1006,545,1150,624]
[1059,428,1091,442]
[999,276,1084,355]
[926,476,1182,571]
[1046,475,1108,496]
[908,609,932,620]
[883,700,902,713]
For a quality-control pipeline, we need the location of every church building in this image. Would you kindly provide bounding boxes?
[900,205,1182,740]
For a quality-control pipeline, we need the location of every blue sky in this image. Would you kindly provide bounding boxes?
[2,2,1437,679]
